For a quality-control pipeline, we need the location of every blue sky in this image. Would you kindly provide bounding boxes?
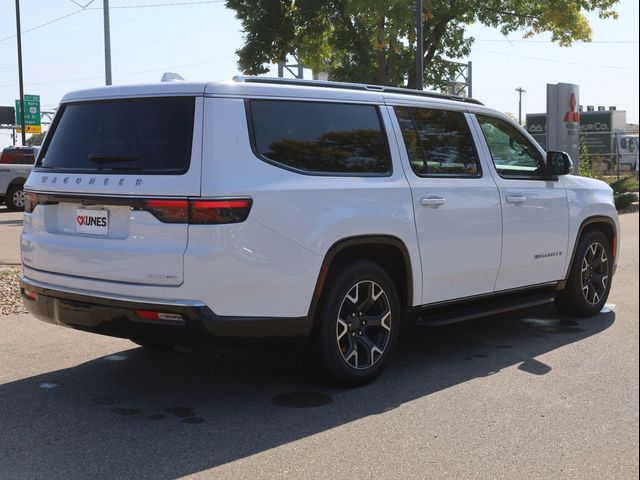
[0,0,638,148]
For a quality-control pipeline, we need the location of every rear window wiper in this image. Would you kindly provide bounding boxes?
[95,166,145,172]
[88,154,140,164]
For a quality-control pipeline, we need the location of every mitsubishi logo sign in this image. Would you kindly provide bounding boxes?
[564,93,580,123]
[547,83,580,167]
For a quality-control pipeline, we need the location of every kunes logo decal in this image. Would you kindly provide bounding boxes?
[77,215,107,227]
[564,93,580,123]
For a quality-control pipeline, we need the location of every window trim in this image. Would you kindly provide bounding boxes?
[244,99,393,177]
[475,113,547,181]
[393,106,483,179]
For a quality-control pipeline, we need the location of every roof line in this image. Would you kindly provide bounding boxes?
[232,76,483,105]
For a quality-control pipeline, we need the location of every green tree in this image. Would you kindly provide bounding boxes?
[225,0,618,89]
[26,132,46,146]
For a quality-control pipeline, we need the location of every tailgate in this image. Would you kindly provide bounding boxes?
[22,95,204,286]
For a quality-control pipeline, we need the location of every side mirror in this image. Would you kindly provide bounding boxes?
[546,151,574,176]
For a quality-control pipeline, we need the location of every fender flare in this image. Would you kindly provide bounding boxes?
[307,235,414,319]
[561,215,618,286]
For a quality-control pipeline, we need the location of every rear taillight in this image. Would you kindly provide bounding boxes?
[142,199,189,223]
[189,199,252,224]
[24,192,39,213]
[141,198,252,225]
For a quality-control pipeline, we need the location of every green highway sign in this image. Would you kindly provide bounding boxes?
[15,94,41,131]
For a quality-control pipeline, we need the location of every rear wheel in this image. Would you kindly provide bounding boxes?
[313,260,400,386]
[5,184,25,211]
[555,230,613,317]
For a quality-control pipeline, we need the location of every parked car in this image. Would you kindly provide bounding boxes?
[617,134,639,171]
[20,77,619,385]
[0,146,39,211]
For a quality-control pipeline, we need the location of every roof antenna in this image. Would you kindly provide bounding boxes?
[161,72,185,82]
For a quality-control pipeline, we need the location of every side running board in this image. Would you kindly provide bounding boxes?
[415,289,557,327]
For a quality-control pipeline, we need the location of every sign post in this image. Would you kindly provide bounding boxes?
[546,83,580,170]
[15,94,41,134]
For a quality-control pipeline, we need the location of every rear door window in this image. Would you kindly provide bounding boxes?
[394,107,480,177]
[37,97,195,174]
[247,100,391,175]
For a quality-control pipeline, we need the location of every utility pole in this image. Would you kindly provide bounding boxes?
[14,0,26,146]
[103,0,112,85]
[516,87,526,125]
[415,0,423,90]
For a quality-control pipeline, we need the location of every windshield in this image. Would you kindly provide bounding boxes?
[37,97,195,174]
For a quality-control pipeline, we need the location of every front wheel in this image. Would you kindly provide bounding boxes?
[313,260,401,386]
[555,230,613,317]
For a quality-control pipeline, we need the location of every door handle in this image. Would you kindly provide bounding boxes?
[420,196,446,206]
[506,195,526,204]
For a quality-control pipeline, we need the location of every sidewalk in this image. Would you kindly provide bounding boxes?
[0,208,23,265]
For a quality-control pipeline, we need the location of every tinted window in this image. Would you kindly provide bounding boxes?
[0,148,35,165]
[249,100,390,175]
[476,114,544,178]
[395,107,480,176]
[37,97,195,174]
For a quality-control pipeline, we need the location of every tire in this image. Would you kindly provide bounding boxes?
[555,229,613,317]
[5,184,26,212]
[313,260,401,386]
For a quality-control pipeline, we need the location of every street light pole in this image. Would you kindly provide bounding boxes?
[14,0,26,146]
[103,0,112,85]
[516,86,526,125]
[415,0,423,90]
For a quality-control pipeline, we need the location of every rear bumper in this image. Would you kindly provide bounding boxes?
[19,276,313,343]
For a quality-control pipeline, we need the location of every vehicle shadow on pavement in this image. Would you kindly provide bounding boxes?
[0,305,614,479]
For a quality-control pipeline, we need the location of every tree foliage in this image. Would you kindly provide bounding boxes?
[225,0,619,88]
[26,132,46,146]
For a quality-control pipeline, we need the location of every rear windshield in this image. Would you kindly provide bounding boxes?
[37,97,195,174]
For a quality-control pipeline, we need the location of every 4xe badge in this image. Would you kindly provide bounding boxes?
[76,209,109,236]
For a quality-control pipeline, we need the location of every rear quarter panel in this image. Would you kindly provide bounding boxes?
[196,96,421,317]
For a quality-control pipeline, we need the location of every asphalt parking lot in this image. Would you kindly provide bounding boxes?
[0,207,638,479]
[0,208,22,265]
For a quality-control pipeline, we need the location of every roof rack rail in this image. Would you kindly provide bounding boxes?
[232,75,483,105]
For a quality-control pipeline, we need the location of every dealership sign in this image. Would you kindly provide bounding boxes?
[546,83,580,166]
[527,111,617,155]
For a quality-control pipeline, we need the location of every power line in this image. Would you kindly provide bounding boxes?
[0,57,232,88]
[0,0,221,43]
[0,22,233,71]
[3,1,206,45]
[476,38,639,44]
[0,9,88,42]
[473,48,635,71]
[86,0,223,9]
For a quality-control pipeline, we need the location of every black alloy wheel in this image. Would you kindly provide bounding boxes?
[580,241,609,306]
[314,260,400,386]
[336,280,392,370]
[555,229,613,317]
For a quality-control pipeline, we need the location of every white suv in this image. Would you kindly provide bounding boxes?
[20,77,619,385]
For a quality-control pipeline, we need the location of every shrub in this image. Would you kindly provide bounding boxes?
[614,192,638,210]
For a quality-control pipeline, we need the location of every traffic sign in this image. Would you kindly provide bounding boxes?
[16,125,42,134]
[15,94,41,128]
